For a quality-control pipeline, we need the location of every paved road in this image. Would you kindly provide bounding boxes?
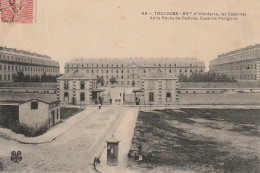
[0,105,127,172]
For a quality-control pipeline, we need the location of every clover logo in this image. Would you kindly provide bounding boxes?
[11,151,22,163]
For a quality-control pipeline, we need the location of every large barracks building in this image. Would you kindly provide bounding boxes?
[0,47,60,81]
[64,57,205,87]
[209,44,260,81]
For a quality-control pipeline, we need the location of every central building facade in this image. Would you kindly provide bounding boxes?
[64,57,205,87]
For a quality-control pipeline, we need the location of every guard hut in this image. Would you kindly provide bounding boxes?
[106,135,120,166]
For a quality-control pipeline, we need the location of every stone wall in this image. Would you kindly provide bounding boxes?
[179,92,260,105]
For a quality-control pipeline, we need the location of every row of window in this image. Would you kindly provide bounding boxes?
[67,68,204,74]
[230,74,257,80]
[63,81,96,90]
[66,62,204,68]
[148,81,173,89]
[0,53,59,67]
[211,63,257,71]
[148,92,172,102]
[64,92,86,101]
[212,50,260,65]
[0,74,12,81]
[0,64,59,73]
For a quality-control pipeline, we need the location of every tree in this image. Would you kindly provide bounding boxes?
[13,71,25,82]
[109,76,117,85]
[97,76,104,86]
[13,71,60,82]
[178,72,236,82]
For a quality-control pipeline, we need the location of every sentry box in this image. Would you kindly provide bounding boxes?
[106,135,120,166]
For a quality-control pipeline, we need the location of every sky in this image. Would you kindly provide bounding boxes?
[0,0,260,73]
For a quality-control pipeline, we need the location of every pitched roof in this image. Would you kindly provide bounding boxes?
[143,69,178,80]
[126,63,140,68]
[58,70,96,80]
[0,92,58,104]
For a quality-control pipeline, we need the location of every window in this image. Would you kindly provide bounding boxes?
[64,92,69,98]
[80,81,85,89]
[64,81,69,89]
[80,92,85,101]
[31,101,38,109]
[149,92,154,102]
[57,109,59,119]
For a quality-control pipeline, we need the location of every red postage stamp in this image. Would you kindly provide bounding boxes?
[0,0,34,23]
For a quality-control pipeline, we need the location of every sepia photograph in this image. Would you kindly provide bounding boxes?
[0,0,259,172]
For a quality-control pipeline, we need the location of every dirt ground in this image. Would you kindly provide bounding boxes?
[128,109,260,173]
[60,107,84,120]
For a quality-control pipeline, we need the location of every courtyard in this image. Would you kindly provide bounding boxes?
[128,109,260,173]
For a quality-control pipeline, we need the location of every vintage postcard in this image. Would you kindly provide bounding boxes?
[0,0,259,172]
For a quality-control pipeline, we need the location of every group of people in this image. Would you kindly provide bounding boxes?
[99,92,124,108]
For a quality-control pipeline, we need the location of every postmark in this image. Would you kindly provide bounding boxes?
[0,0,35,23]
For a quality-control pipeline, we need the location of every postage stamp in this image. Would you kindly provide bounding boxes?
[0,0,35,23]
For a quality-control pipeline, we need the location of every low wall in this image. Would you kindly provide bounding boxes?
[0,105,19,128]
[0,82,57,88]
[180,81,260,88]
[179,92,260,105]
